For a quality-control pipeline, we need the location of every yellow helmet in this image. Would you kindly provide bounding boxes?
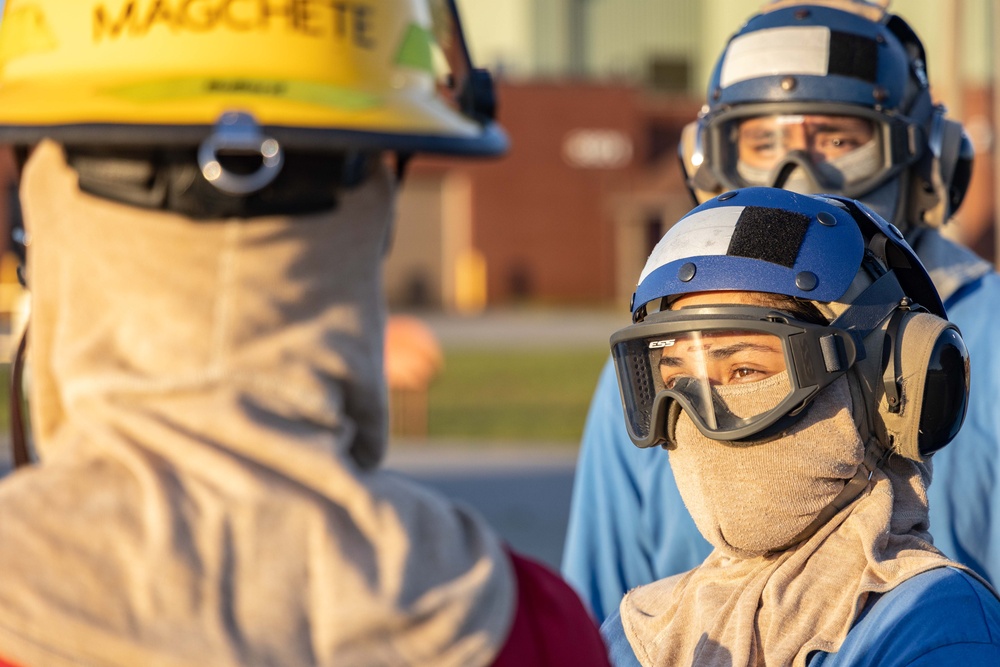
[0,0,506,156]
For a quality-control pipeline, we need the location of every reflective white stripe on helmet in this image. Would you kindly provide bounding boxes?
[638,206,744,283]
[720,27,832,88]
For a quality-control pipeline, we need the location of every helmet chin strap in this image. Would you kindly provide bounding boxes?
[767,290,897,553]
[770,443,886,552]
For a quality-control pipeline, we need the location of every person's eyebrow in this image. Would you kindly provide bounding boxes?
[706,342,779,359]
[742,127,777,139]
[811,122,867,134]
[659,355,683,367]
[658,340,777,366]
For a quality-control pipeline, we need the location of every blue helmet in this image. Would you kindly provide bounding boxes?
[614,187,968,460]
[680,4,972,229]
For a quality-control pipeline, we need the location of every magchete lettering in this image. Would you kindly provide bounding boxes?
[92,0,377,46]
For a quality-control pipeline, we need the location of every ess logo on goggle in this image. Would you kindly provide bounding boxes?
[649,340,676,349]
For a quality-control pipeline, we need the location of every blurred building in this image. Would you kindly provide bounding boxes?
[385,0,997,310]
[385,82,699,310]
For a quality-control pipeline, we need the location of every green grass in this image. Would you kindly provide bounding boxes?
[427,347,609,442]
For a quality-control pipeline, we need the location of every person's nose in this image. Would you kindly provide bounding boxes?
[783,124,811,157]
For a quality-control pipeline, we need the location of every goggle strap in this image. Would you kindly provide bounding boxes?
[819,335,846,373]
[829,271,906,350]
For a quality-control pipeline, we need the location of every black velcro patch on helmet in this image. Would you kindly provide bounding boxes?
[728,206,810,268]
[828,31,878,83]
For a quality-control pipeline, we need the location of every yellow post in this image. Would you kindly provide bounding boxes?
[453,248,488,315]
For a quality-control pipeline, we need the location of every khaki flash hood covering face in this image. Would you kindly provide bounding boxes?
[620,378,975,667]
[0,141,515,667]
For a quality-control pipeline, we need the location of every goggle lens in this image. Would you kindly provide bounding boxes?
[617,329,792,439]
[719,113,887,191]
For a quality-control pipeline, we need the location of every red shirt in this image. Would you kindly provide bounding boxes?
[492,550,611,666]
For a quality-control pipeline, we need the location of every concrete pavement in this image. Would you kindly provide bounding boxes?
[407,307,627,350]
[385,440,581,569]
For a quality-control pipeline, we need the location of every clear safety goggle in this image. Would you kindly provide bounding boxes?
[702,106,917,198]
[611,306,858,448]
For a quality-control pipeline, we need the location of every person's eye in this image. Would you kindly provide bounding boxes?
[730,366,771,383]
[820,135,862,153]
[660,371,693,389]
[749,139,776,152]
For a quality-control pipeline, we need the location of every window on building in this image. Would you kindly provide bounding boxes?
[645,214,663,255]
[646,56,689,93]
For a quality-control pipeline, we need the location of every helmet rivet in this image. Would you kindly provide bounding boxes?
[678,263,697,282]
[712,88,722,101]
[780,77,797,92]
[795,271,818,291]
[816,211,837,227]
[794,9,810,19]
[876,34,886,44]
[718,190,738,201]
[873,86,889,103]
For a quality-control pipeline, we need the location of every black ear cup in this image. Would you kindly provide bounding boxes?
[929,111,974,220]
[879,311,969,460]
[944,125,974,217]
[916,327,970,457]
